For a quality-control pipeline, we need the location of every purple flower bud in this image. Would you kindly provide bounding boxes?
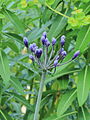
[29,43,38,52]
[35,48,43,58]
[29,55,34,61]
[60,35,65,47]
[41,36,46,45]
[54,60,58,67]
[45,40,50,47]
[59,48,64,55]
[52,37,56,46]
[56,56,60,60]
[72,50,80,60]
[23,37,28,48]
[32,43,36,47]
[42,32,47,38]
[61,35,65,40]
[61,51,67,58]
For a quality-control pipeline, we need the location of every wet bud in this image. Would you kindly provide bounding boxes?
[54,60,58,67]
[60,35,65,47]
[42,31,47,38]
[35,48,43,58]
[52,37,56,46]
[29,55,34,61]
[72,50,80,60]
[23,37,28,48]
[29,43,38,52]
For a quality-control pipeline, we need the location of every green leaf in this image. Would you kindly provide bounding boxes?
[0,110,12,120]
[8,92,34,112]
[0,50,11,86]
[48,9,71,40]
[0,13,5,19]
[75,26,90,52]
[43,113,57,120]
[77,66,90,106]
[18,61,39,74]
[0,19,3,32]
[3,32,23,44]
[10,76,24,95]
[57,89,77,117]
[46,0,55,5]
[2,8,25,34]
[78,107,90,120]
[6,40,19,53]
[45,64,80,84]
[27,20,52,42]
[42,0,60,22]
[82,0,90,3]
[38,0,45,4]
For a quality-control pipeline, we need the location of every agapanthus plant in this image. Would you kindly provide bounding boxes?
[23,32,80,120]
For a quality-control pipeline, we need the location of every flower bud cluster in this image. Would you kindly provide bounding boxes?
[23,32,80,72]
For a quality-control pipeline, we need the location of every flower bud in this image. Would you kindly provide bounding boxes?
[56,56,60,60]
[42,31,47,38]
[29,55,34,61]
[29,43,38,52]
[23,37,28,48]
[52,37,56,46]
[60,35,65,47]
[61,35,65,40]
[61,51,67,58]
[59,48,64,55]
[35,48,42,58]
[54,60,58,67]
[41,36,46,45]
[45,40,50,47]
[72,50,80,60]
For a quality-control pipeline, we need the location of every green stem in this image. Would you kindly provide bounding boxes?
[34,71,46,120]
[46,3,69,19]
[54,111,77,120]
[81,106,86,120]
[0,110,7,120]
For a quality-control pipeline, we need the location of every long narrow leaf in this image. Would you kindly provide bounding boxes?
[48,9,71,40]
[77,66,90,106]
[8,92,34,112]
[57,89,77,117]
[0,50,11,86]
[2,8,25,34]
[75,26,90,52]
[10,76,24,95]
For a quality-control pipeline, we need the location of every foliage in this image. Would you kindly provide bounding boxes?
[0,0,90,120]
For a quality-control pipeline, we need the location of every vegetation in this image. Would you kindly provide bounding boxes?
[0,0,90,120]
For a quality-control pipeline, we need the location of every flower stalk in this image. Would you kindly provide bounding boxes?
[34,71,46,120]
[23,32,80,120]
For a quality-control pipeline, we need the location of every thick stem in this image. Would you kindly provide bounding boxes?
[34,71,46,120]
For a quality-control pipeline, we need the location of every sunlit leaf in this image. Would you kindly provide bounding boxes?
[0,50,11,86]
[77,66,90,106]
[75,25,90,52]
[48,9,71,40]
[2,8,25,34]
